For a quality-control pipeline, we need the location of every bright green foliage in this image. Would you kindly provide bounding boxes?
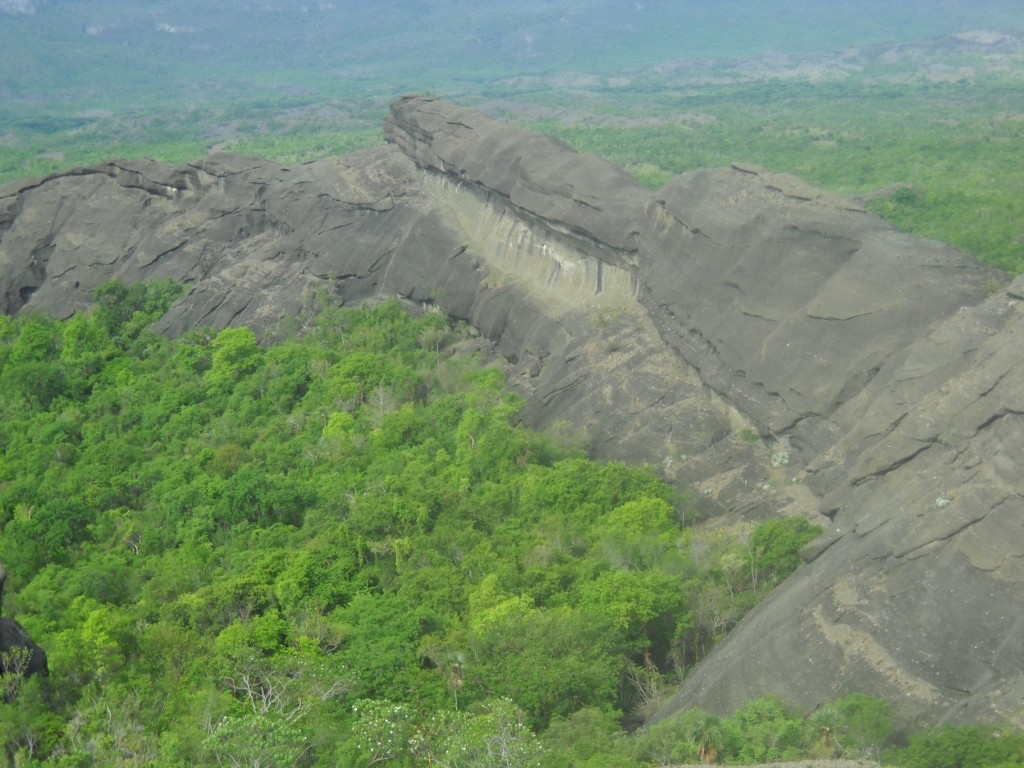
[469,604,626,730]
[886,724,1024,768]
[204,713,309,768]
[639,693,897,766]
[93,278,184,343]
[636,709,726,766]
[350,697,542,768]
[431,698,544,768]
[3,288,719,764]
[350,698,419,766]
[720,694,807,763]
[10,282,997,766]
[748,516,822,587]
[540,708,640,768]
[832,692,894,754]
[537,78,1024,274]
[206,326,262,392]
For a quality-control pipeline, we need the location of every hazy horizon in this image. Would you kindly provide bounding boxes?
[4,0,1024,114]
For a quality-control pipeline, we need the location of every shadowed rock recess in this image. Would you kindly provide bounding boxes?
[1,95,1022,728]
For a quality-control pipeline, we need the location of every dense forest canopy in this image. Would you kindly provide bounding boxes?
[0,283,817,764]
[1,284,1021,765]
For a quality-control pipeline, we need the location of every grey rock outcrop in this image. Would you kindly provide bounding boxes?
[644,162,993,459]
[385,96,651,268]
[0,564,49,683]
[660,277,1024,728]
[1,95,1020,729]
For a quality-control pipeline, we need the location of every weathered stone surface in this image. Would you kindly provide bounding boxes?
[386,95,652,268]
[0,564,48,681]
[1,96,1021,729]
[643,163,996,459]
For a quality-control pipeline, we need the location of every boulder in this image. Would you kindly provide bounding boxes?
[0,564,48,683]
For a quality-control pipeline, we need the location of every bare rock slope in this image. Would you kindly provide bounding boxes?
[1,96,1022,728]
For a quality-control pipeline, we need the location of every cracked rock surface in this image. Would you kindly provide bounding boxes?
[1,95,1020,728]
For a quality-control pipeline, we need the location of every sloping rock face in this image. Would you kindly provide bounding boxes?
[661,276,1024,728]
[1,95,1020,728]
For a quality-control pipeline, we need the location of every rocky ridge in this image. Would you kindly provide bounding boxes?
[1,96,1021,729]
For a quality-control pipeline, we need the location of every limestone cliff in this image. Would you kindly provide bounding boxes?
[1,96,1021,729]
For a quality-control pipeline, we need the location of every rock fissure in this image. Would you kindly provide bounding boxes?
[850,442,933,485]
[136,239,188,268]
[539,375,589,405]
[739,309,779,323]
[629,391,671,415]
[894,507,995,560]
[805,308,880,321]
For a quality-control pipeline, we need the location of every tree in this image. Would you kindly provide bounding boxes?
[720,694,806,763]
[748,517,821,587]
[833,693,893,756]
[540,707,639,768]
[430,698,543,768]
[93,278,184,341]
[206,327,262,391]
[8,315,56,363]
[0,646,34,703]
[0,360,66,408]
[885,724,1024,768]
[61,311,116,379]
[469,602,626,729]
[204,713,308,768]
[350,698,418,766]
[807,706,841,759]
[419,636,468,711]
[689,712,725,765]
[218,650,351,725]
[0,676,62,765]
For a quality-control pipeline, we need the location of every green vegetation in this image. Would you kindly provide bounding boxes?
[1,285,1022,764]
[5,74,1021,273]
[0,282,825,764]
[532,78,1024,273]
[739,428,762,443]
[886,724,1024,768]
[637,693,894,765]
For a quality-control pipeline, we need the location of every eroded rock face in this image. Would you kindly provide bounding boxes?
[1,95,1021,728]
[644,162,994,458]
[0,564,48,682]
[385,96,651,268]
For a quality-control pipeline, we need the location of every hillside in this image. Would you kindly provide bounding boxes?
[2,94,1024,754]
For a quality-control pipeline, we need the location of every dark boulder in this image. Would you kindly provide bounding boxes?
[0,564,48,684]
[0,617,49,681]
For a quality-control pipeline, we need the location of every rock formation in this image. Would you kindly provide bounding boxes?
[0,564,49,683]
[1,95,1021,729]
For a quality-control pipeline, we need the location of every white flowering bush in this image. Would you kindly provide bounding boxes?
[432,698,542,768]
[352,699,418,765]
[351,697,542,768]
